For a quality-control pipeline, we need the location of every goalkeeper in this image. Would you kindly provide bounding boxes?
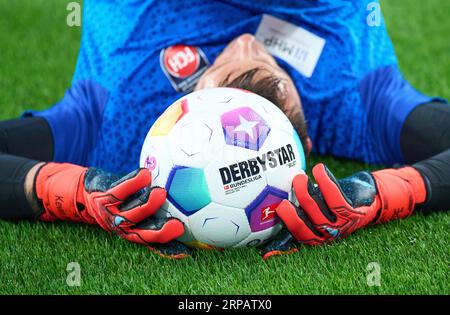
[0,0,448,259]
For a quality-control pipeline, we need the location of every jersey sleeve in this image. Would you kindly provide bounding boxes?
[22,80,109,166]
[360,65,448,165]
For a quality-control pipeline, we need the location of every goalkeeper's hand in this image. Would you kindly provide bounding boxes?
[262,163,427,260]
[35,163,190,259]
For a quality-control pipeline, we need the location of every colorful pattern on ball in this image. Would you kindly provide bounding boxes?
[151,99,189,136]
[220,107,270,151]
[245,186,287,232]
[166,166,211,215]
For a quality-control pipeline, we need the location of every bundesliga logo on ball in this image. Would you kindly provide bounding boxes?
[140,87,306,249]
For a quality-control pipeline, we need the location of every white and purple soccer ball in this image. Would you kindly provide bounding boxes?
[140,87,306,249]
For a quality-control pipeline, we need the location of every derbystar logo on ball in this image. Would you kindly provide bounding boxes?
[219,144,297,194]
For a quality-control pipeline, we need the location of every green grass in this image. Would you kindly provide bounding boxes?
[0,0,449,295]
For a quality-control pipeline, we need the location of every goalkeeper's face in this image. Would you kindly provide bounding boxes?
[195,34,311,155]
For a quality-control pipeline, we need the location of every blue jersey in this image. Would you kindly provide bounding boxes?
[25,0,443,174]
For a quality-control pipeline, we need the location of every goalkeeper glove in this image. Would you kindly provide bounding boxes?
[34,163,190,259]
[262,163,427,259]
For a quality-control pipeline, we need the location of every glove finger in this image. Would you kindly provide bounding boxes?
[276,200,325,245]
[115,187,167,226]
[292,173,333,225]
[118,218,185,244]
[108,168,152,201]
[261,229,299,260]
[312,164,352,210]
[145,241,192,259]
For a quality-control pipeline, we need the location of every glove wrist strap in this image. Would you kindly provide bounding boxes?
[35,162,90,223]
[371,166,427,223]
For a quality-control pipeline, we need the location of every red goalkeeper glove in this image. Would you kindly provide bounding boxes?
[34,163,190,259]
[262,163,427,259]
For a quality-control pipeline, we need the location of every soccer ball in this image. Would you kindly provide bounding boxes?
[140,87,306,249]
